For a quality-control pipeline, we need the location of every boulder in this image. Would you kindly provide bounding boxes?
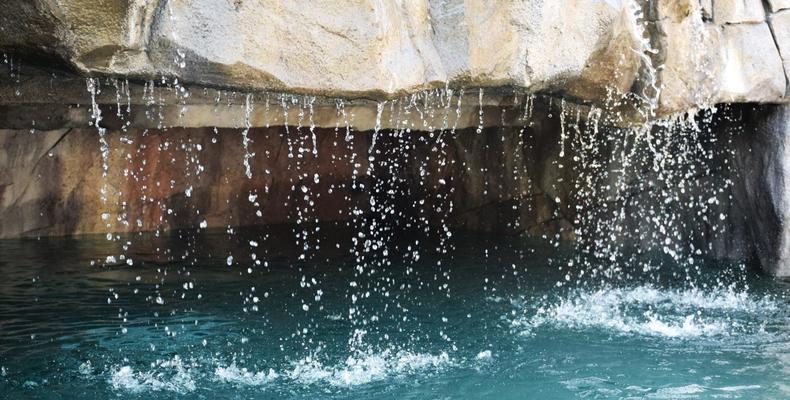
[700,0,713,19]
[657,1,723,113]
[770,9,790,60]
[713,0,766,24]
[767,0,790,12]
[1,0,790,115]
[0,0,641,104]
[717,23,786,103]
[770,10,790,94]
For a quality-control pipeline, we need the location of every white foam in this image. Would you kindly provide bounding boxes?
[287,350,452,388]
[109,356,196,394]
[78,361,92,376]
[716,385,761,392]
[214,364,278,386]
[476,350,492,360]
[648,384,705,398]
[512,285,778,339]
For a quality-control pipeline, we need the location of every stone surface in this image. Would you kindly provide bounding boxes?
[656,2,788,112]
[785,61,790,94]
[717,23,786,103]
[770,10,790,60]
[700,0,713,19]
[768,0,790,12]
[0,0,789,280]
[733,105,790,277]
[0,76,558,131]
[0,100,746,273]
[0,0,641,104]
[713,0,766,24]
[1,0,789,116]
[657,1,724,113]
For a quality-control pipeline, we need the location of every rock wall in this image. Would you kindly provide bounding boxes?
[1,1,790,277]
[656,0,789,113]
[733,104,790,276]
[0,98,756,271]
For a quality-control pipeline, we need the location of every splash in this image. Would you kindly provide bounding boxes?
[109,356,197,394]
[510,285,780,339]
[214,364,278,386]
[287,349,452,388]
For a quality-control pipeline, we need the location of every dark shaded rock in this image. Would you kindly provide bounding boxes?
[733,104,790,277]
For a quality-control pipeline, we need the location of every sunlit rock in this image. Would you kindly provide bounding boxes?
[767,0,790,12]
[717,23,786,103]
[2,1,790,277]
[0,0,640,104]
[713,0,766,24]
[769,9,790,94]
[656,0,723,113]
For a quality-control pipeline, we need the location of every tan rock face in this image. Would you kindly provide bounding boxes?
[713,0,766,24]
[0,0,640,104]
[771,11,790,58]
[656,5,723,113]
[0,101,742,263]
[655,0,790,114]
[768,0,790,12]
[2,0,790,116]
[770,9,790,92]
[718,23,786,103]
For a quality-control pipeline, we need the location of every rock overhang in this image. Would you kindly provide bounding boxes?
[1,0,787,118]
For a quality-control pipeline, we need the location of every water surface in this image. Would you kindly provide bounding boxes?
[0,231,788,399]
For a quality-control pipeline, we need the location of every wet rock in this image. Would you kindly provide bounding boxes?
[1,1,789,116]
[0,1,789,281]
[700,0,713,20]
[771,10,790,60]
[656,3,723,113]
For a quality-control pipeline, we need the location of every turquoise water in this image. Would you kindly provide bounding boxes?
[0,231,788,399]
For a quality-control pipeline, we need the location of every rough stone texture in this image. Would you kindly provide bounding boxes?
[656,1,788,112]
[0,100,745,274]
[733,105,790,277]
[0,0,789,280]
[656,2,724,113]
[772,10,790,59]
[718,23,786,102]
[1,0,789,116]
[768,0,790,12]
[0,76,551,131]
[0,0,642,104]
[0,126,371,238]
[700,0,713,19]
[785,61,790,94]
[713,0,766,24]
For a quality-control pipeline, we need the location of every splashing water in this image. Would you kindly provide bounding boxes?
[1,54,787,399]
[511,284,781,339]
[0,233,787,399]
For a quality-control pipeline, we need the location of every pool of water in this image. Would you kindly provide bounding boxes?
[0,230,788,399]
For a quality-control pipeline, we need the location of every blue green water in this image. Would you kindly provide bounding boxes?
[0,231,788,399]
